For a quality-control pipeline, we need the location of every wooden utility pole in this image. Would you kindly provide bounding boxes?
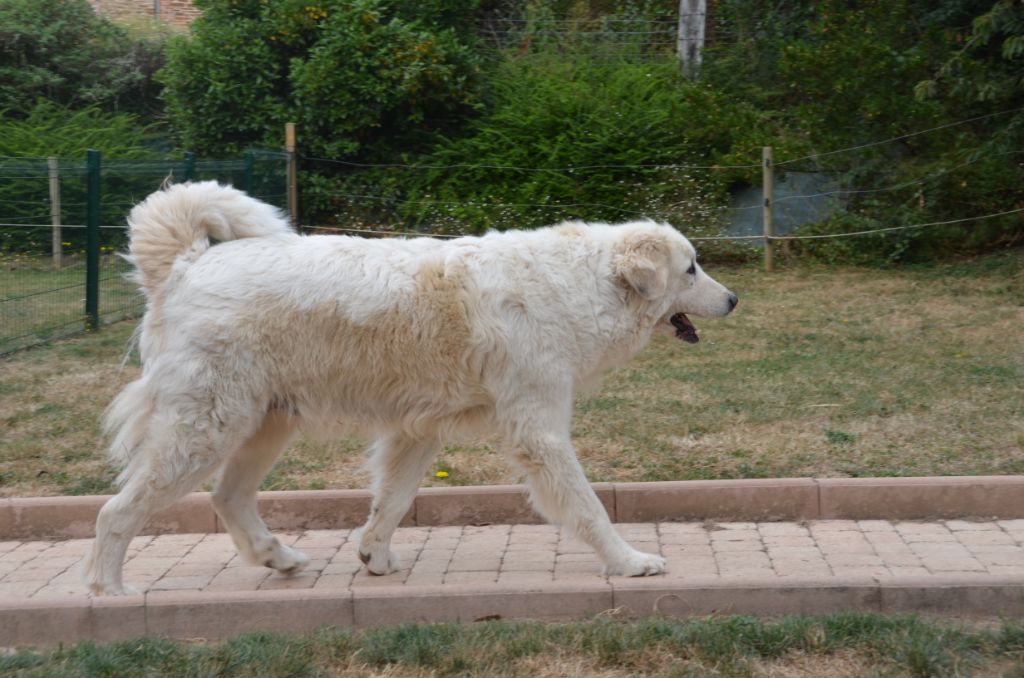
[677,0,707,78]
[48,157,61,269]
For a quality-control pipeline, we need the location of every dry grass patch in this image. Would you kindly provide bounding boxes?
[1,250,1021,496]
[751,649,884,677]
[0,325,137,496]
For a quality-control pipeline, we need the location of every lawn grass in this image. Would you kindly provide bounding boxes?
[1,249,1021,497]
[2,613,1023,676]
[0,254,143,355]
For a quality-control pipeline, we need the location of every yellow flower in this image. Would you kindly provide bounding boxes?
[435,471,449,478]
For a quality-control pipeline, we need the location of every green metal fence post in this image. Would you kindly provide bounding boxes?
[85,149,101,331]
[183,151,196,182]
[243,150,254,194]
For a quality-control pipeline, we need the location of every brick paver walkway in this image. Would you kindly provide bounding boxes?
[4,519,1024,599]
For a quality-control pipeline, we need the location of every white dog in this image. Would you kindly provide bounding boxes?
[84,182,737,595]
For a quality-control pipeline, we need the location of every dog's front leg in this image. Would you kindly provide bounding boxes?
[502,403,665,577]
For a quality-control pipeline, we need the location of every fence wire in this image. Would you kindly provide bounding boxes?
[303,205,1024,243]
[297,97,1024,242]
[2,20,1020,355]
[1,151,288,355]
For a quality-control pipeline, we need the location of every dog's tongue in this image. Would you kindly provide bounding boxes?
[670,313,699,344]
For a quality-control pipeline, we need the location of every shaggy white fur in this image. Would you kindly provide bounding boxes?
[84,182,737,595]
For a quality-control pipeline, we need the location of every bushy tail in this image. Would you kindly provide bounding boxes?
[103,378,153,475]
[127,181,292,301]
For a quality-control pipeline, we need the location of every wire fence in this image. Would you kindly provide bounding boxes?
[302,207,1024,243]
[2,10,1021,355]
[472,13,740,63]
[3,104,1021,355]
[0,150,287,355]
[294,90,1023,250]
[295,109,1024,247]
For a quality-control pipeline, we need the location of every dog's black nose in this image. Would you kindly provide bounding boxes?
[727,294,738,311]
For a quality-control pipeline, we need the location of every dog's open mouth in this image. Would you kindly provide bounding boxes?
[670,313,699,344]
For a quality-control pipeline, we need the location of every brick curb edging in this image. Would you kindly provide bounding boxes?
[3,574,1023,646]
[4,476,1024,540]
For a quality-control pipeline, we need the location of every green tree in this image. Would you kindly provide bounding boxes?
[918,0,1024,108]
[911,0,1024,252]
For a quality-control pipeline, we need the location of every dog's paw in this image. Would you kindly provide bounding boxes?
[605,551,666,577]
[358,548,401,576]
[263,544,310,575]
[88,581,141,597]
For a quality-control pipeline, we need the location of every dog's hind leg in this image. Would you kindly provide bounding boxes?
[499,393,666,578]
[85,408,257,596]
[212,408,309,575]
[358,432,441,575]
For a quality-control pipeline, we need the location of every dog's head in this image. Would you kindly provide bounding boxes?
[613,222,737,343]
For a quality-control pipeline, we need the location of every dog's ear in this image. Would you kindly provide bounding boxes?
[614,232,670,300]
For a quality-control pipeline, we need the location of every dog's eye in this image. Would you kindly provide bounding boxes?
[687,263,696,275]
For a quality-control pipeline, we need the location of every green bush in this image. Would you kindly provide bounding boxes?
[290,2,481,159]
[0,102,156,159]
[0,102,157,253]
[160,0,482,156]
[312,46,778,244]
[705,0,1024,262]
[0,0,167,118]
[153,0,1023,262]
[0,0,169,255]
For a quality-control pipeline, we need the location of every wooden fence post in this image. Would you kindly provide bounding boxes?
[285,122,298,231]
[763,146,774,272]
[48,157,61,269]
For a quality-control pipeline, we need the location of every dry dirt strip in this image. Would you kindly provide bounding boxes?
[2,477,1024,646]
